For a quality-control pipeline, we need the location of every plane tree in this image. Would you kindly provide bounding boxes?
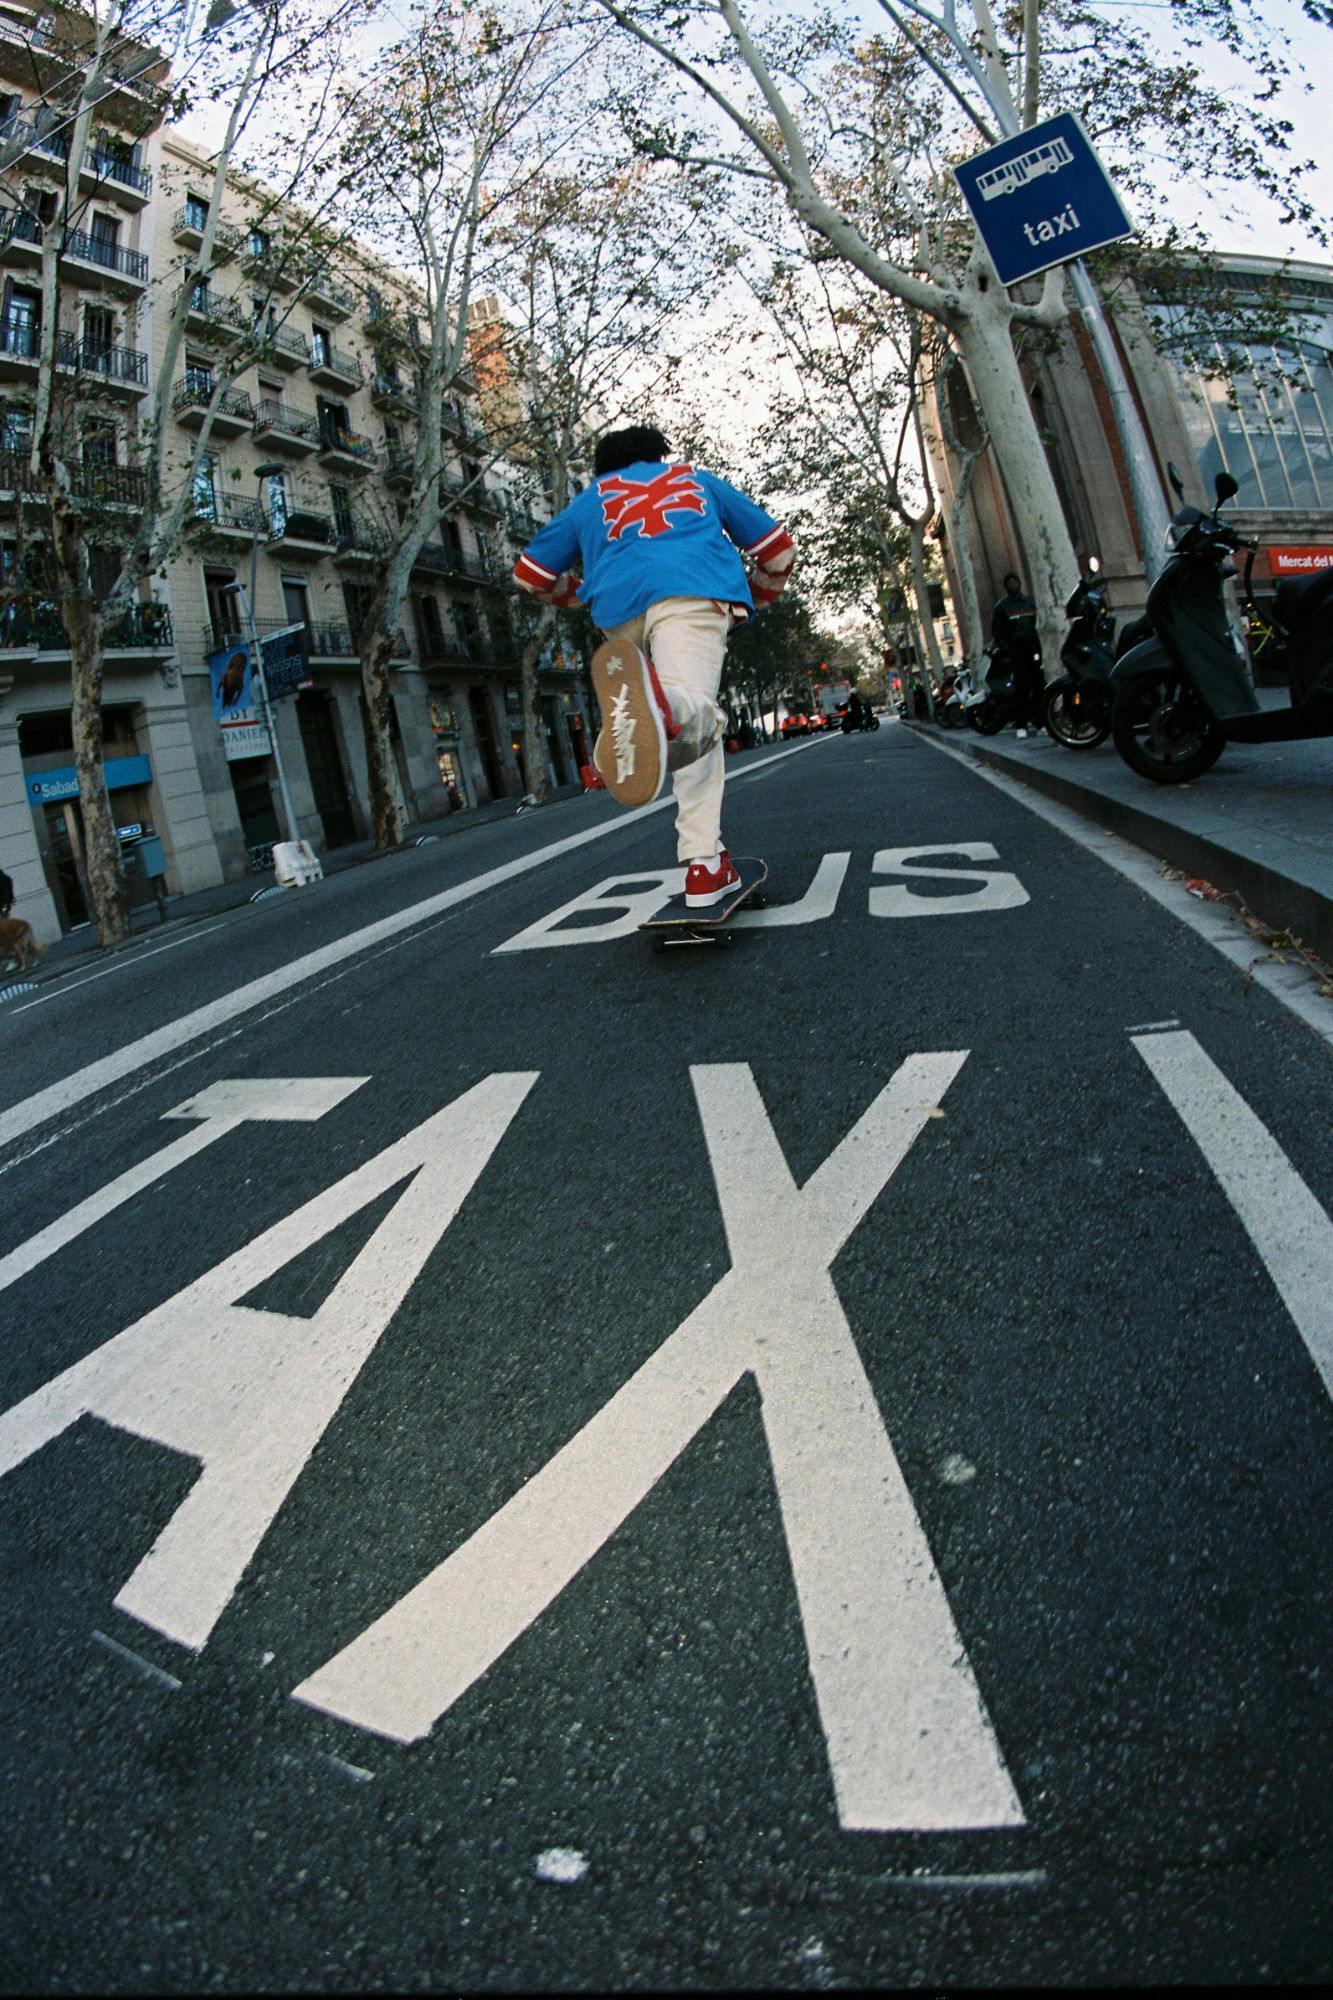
[590,0,1331,673]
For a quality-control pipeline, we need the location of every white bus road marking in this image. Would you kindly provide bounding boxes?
[294,1057,1025,1835]
[0,737,825,1153]
[869,845,1030,918]
[1133,1029,1333,1399]
[0,1072,536,1651]
[734,853,850,928]
[496,845,1027,948]
[0,1077,366,1296]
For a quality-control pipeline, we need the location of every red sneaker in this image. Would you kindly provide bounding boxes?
[684,849,740,908]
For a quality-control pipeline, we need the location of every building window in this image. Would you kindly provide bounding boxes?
[184,193,209,230]
[1,402,32,453]
[266,469,288,534]
[205,567,240,646]
[193,452,218,521]
[1154,302,1333,511]
[248,226,269,258]
[310,325,330,365]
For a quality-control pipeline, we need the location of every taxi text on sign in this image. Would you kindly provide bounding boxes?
[954,112,1135,288]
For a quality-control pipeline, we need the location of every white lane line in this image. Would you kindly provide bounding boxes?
[90,1629,182,1691]
[9,923,227,1012]
[0,1077,365,1295]
[1126,1018,1181,1034]
[1133,1029,1333,1398]
[909,730,1333,1050]
[0,740,822,1154]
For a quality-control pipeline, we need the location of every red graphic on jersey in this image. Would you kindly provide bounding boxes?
[599,463,706,540]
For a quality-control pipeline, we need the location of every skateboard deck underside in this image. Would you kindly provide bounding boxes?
[640,858,768,943]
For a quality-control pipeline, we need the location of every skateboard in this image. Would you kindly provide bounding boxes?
[640,857,768,948]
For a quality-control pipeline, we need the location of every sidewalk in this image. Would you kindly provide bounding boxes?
[905,714,1333,960]
[8,781,587,988]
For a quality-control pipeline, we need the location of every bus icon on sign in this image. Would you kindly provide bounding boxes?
[976,135,1073,201]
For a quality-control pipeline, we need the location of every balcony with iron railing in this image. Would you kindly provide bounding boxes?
[253,398,319,451]
[305,269,355,319]
[0,207,43,259]
[268,507,336,552]
[61,227,149,286]
[307,342,364,390]
[0,16,172,117]
[86,148,153,199]
[194,493,268,536]
[413,541,495,584]
[333,514,391,560]
[185,287,249,341]
[172,378,256,434]
[318,421,375,471]
[0,597,173,655]
[0,451,147,508]
[172,207,242,256]
[256,319,311,368]
[371,371,417,414]
[45,328,149,388]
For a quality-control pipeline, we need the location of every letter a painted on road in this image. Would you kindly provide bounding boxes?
[0,1073,536,1651]
[294,1058,1025,1834]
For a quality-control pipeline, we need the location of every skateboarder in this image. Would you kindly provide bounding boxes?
[512,425,796,907]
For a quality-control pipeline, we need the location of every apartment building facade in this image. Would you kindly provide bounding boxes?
[0,4,584,940]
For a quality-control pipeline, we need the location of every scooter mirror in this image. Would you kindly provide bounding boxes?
[1167,461,1186,501]
[1215,469,1239,505]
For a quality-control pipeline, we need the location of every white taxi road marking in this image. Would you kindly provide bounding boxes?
[1134,1029,1333,1398]
[294,1055,1024,1835]
[0,1072,537,1650]
[0,738,826,1155]
[0,1078,366,1297]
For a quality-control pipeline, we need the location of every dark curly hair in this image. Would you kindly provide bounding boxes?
[593,425,670,476]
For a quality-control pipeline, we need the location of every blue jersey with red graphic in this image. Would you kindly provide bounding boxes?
[513,461,787,630]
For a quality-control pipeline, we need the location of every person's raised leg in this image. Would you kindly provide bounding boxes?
[589,612,677,808]
[642,598,737,902]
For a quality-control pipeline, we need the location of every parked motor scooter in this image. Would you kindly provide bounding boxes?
[1042,559,1117,749]
[1110,463,1333,781]
[967,636,1044,736]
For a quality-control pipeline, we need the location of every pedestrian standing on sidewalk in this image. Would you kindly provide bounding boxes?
[512,425,796,907]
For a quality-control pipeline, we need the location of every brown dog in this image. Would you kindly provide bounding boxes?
[0,916,44,972]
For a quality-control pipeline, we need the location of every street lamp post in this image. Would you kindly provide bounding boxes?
[222,459,300,855]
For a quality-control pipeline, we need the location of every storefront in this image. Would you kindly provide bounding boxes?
[24,753,157,931]
[428,698,469,811]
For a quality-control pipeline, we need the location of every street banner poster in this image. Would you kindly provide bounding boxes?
[209,638,270,761]
[954,112,1135,288]
[209,624,312,762]
[1267,545,1333,577]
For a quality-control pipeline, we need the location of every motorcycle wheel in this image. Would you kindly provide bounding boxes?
[868,714,880,730]
[970,697,1005,736]
[1045,680,1111,749]
[1111,675,1226,782]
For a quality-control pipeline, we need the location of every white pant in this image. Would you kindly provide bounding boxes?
[605,596,730,861]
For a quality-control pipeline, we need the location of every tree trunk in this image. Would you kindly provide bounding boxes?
[952,290,1079,679]
[909,523,946,685]
[519,605,555,803]
[359,625,404,848]
[69,614,130,947]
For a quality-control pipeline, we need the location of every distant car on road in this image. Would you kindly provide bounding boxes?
[781,711,811,738]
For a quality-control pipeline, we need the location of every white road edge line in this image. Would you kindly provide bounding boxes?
[1133,1028,1333,1400]
[10,923,229,1013]
[0,740,823,1151]
[911,730,1333,1051]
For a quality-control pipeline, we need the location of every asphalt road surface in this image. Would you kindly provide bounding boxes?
[1,723,1330,1993]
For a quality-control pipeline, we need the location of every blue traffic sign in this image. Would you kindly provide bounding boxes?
[954,112,1134,287]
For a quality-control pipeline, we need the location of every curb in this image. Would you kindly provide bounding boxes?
[904,721,1333,961]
